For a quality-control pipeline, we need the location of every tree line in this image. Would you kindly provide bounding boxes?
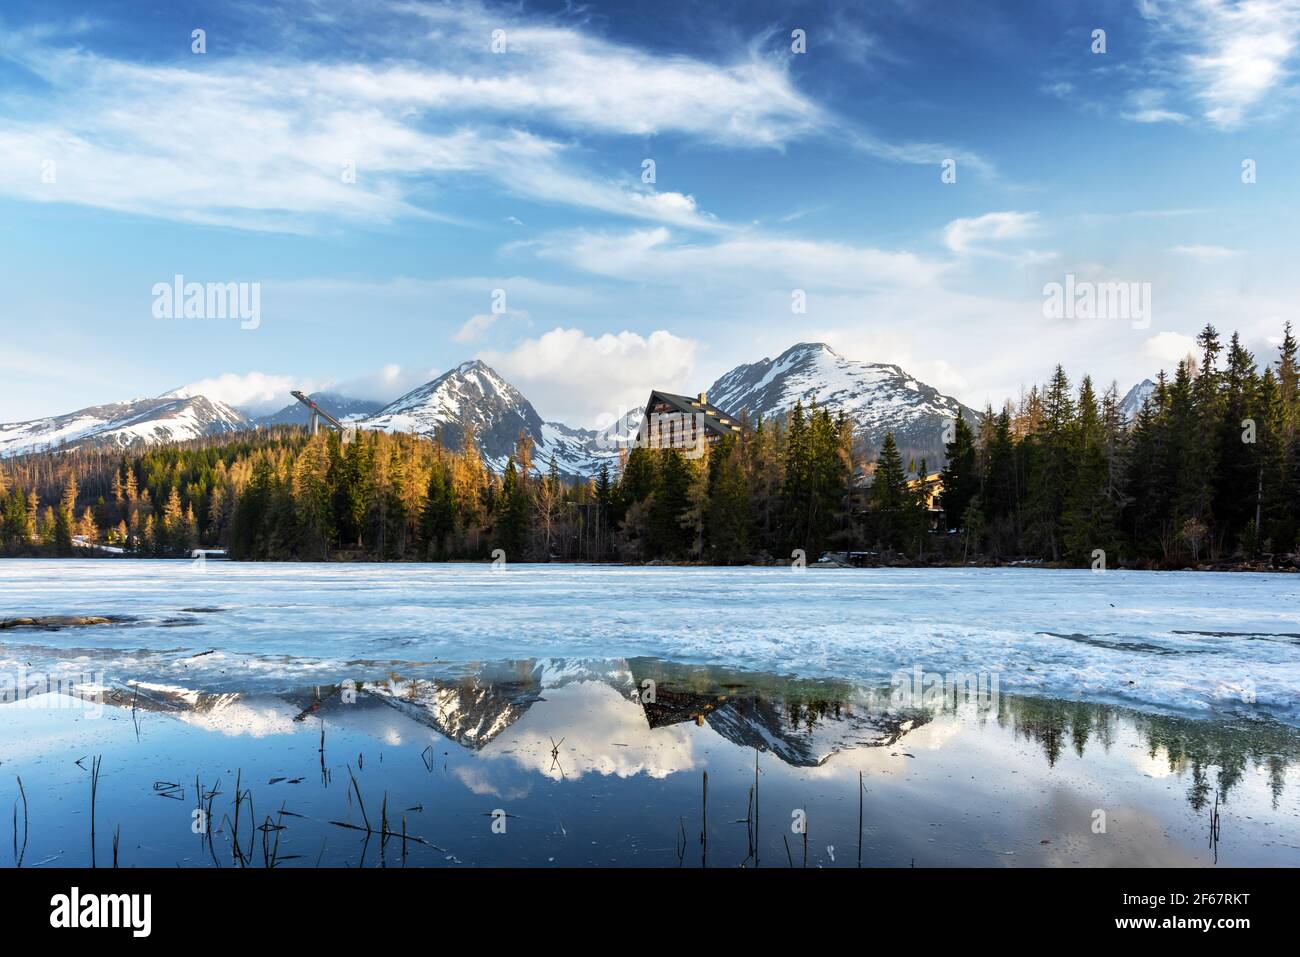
[1,322,1297,568]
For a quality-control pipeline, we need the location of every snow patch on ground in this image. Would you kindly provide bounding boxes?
[0,562,1296,725]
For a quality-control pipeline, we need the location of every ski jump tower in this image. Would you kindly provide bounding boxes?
[290,391,357,442]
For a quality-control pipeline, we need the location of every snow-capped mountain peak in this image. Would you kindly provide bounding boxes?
[3,341,978,470]
[1119,378,1156,422]
[0,392,250,458]
[707,341,976,463]
[359,360,618,476]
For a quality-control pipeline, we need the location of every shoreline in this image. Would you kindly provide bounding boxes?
[3,552,1298,573]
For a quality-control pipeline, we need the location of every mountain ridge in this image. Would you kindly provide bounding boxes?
[356,360,621,475]
[255,391,384,428]
[1,344,983,472]
[707,341,978,463]
[0,393,250,458]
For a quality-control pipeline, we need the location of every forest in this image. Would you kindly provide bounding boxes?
[1,322,1297,569]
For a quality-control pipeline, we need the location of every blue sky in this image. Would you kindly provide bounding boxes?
[2,0,1298,425]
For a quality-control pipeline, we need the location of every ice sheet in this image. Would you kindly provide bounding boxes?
[1,560,1297,725]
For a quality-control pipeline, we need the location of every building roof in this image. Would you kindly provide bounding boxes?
[642,390,746,439]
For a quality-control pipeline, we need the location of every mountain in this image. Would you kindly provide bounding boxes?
[0,392,250,458]
[0,342,978,471]
[364,658,928,767]
[254,391,384,427]
[1119,379,1156,422]
[706,342,977,464]
[358,360,620,476]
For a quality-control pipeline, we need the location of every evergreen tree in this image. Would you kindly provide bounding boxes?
[594,462,613,559]
[54,474,78,555]
[938,416,978,532]
[1025,365,1075,560]
[648,448,693,558]
[419,459,456,559]
[495,458,529,557]
[294,435,335,560]
[1063,376,1120,562]
[705,434,751,563]
[868,433,908,550]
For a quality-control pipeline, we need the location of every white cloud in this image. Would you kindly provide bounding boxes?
[1144,331,1199,365]
[1139,0,1300,128]
[478,327,699,425]
[1123,108,1191,123]
[331,363,441,404]
[175,363,446,413]
[453,313,499,343]
[530,226,944,289]
[173,372,309,413]
[0,3,995,231]
[1121,88,1190,124]
[389,4,825,145]
[942,211,1042,256]
[1169,244,1238,261]
[0,5,823,232]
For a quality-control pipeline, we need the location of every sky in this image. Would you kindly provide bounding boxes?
[1,0,1299,426]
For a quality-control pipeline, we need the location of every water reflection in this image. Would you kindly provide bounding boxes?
[80,656,1300,812]
[983,696,1296,810]
[6,656,1298,867]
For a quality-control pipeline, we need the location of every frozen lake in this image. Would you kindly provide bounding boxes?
[2,560,1298,724]
[2,560,1298,868]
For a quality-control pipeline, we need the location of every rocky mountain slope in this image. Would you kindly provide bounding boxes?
[357,360,620,475]
[2,343,979,471]
[254,391,383,428]
[0,392,249,458]
[706,342,977,463]
[1119,379,1156,422]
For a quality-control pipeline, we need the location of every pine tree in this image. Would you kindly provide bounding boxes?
[40,505,58,548]
[938,416,978,533]
[594,462,613,559]
[294,435,334,559]
[648,448,693,558]
[778,402,810,550]
[1025,365,1075,560]
[1275,320,1298,433]
[2,487,31,550]
[496,458,529,558]
[54,474,78,555]
[419,459,456,559]
[868,433,908,550]
[1063,376,1120,563]
[230,458,274,559]
[704,434,751,563]
[382,444,408,559]
[78,506,98,542]
[910,458,933,556]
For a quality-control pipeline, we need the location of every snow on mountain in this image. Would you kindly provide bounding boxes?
[358,360,620,477]
[253,391,384,427]
[1119,379,1156,422]
[706,342,977,463]
[0,392,251,458]
[1,342,980,472]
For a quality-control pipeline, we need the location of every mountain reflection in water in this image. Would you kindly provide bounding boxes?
[84,656,1299,811]
[5,656,1297,867]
